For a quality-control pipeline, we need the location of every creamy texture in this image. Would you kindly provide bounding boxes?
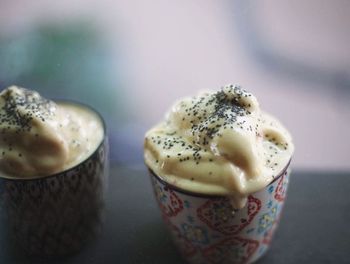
[0,86,104,178]
[144,85,294,208]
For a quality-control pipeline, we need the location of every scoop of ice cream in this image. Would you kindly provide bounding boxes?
[0,86,103,178]
[144,84,294,208]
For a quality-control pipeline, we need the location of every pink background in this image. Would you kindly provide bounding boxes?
[1,0,349,170]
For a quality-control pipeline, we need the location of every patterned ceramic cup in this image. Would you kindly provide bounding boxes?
[149,162,291,264]
[0,102,108,257]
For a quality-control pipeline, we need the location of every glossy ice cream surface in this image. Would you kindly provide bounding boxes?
[144,85,294,208]
[0,86,104,178]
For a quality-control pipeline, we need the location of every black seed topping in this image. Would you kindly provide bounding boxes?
[0,87,56,133]
[148,86,258,166]
[149,85,291,170]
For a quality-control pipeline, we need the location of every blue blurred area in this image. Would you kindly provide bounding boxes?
[0,22,139,164]
[0,22,120,114]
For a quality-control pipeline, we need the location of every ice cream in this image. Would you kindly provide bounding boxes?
[144,84,294,208]
[0,86,104,178]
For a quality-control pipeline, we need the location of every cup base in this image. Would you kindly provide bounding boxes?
[149,168,290,264]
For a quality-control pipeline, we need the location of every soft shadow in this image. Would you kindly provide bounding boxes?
[127,220,184,264]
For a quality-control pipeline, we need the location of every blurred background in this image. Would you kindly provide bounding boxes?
[0,0,349,171]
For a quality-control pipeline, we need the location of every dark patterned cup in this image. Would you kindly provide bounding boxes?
[0,103,108,256]
[149,162,291,264]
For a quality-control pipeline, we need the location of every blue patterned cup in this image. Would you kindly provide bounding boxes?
[149,163,290,264]
[0,103,108,256]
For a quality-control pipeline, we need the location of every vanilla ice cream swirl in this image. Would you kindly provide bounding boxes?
[0,86,103,178]
[144,84,294,208]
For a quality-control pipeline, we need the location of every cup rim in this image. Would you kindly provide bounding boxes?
[0,100,107,181]
[149,159,291,198]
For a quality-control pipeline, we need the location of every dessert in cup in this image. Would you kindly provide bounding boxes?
[0,86,108,256]
[144,84,294,264]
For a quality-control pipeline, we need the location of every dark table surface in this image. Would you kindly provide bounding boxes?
[1,166,349,264]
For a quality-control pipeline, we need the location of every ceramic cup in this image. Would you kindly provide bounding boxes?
[149,163,290,264]
[0,102,108,257]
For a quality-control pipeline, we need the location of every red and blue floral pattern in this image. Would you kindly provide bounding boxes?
[151,169,290,264]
